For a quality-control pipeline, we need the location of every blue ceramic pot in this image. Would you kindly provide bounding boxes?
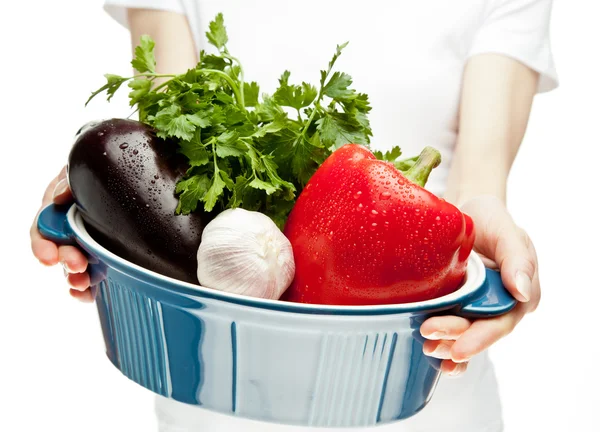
[38,203,516,428]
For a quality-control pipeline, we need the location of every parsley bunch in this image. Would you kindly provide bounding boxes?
[86,13,410,227]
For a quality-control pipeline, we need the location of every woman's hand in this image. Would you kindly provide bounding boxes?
[30,167,93,302]
[28,9,196,305]
[420,195,541,376]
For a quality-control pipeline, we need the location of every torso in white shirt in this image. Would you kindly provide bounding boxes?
[103,1,558,430]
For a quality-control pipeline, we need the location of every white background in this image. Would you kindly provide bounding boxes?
[1,1,598,431]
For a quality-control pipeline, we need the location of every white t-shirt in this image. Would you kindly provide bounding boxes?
[102,1,558,431]
[105,0,558,198]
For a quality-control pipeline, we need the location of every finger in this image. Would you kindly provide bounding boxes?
[30,216,59,265]
[480,224,536,303]
[69,288,95,303]
[478,254,498,269]
[30,166,69,265]
[31,236,58,266]
[52,177,73,205]
[423,340,454,359]
[461,197,536,303]
[450,303,528,362]
[58,246,88,273]
[67,272,91,292]
[420,316,471,340]
[41,166,67,206]
[526,240,542,312]
[498,228,537,303]
[481,224,535,303]
[440,359,468,376]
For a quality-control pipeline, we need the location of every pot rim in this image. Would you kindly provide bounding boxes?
[64,204,486,316]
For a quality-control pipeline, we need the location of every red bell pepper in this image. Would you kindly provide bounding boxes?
[282,144,475,306]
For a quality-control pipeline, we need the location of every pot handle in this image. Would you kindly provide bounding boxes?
[457,268,518,318]
[37,204,76,246]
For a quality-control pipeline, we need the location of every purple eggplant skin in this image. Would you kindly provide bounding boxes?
[67,118,213,285]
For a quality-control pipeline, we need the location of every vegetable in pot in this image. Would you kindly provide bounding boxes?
[77,14,458,305]
[196,208,295,299]
[85,13,404,229]
[68,118,213,284]
[282,144,476,306]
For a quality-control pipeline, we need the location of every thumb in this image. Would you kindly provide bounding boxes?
[492,224,536,303]
[461,197,536,303]
[52,166,73,205]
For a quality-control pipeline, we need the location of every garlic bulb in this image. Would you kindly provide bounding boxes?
[196,208,295,300]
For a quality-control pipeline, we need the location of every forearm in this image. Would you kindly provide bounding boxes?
[126,8,198,77]
[444,54,539,206]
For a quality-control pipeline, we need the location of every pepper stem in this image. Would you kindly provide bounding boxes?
[403,147,442,187]
[394,155,418,173]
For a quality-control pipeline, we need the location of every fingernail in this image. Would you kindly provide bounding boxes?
[61,260,72,274]
[426,331,446,340]
[515,271,532,302]
[53,178,68,199]
[449,363,467,376]
[451,352,470,363]
[429,343,451,359]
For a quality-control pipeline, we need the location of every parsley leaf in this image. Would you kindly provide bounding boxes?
[200,51,228,70]
[317,112,370,150]
[274,71,317,110]
[175,174,211,214]
[229,175,250,208]
[323,72,355,101]
[373,147,402,162]
[290,136,323,185]
[179,140,210,167]
[187,111,212,128]
[255,95,286,122]
[219,168,235,189]
[215,131,245,157]
[203,171,227,211]
[131,35,156,74]
[243,81,260,107]
[85,74,127,106]
[206,13,228,50]
[128,78,152,107]
[253,113,288,138]
[262,155,296,195]
[249,177,278,195]
[320,42,349,89]
[151,105,196,141]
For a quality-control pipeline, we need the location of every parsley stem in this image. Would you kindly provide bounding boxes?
[293,52,334,142]
[298,103,322,140]
[291,44,343,146]
[134,73,177,79]
[223,53,245,107]
[199,68,245,110]
[212,139,220,175]
[125,74,178,93]
[153,80,171,92]
[129,69,244,108]
[139,68,244,108]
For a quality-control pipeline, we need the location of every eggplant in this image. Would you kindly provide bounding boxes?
[68,118,212,284]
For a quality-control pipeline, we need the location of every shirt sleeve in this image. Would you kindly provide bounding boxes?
[103,0,185,29]
[468,0,559,93]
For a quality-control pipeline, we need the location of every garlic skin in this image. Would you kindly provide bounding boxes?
[196,208,295,300]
